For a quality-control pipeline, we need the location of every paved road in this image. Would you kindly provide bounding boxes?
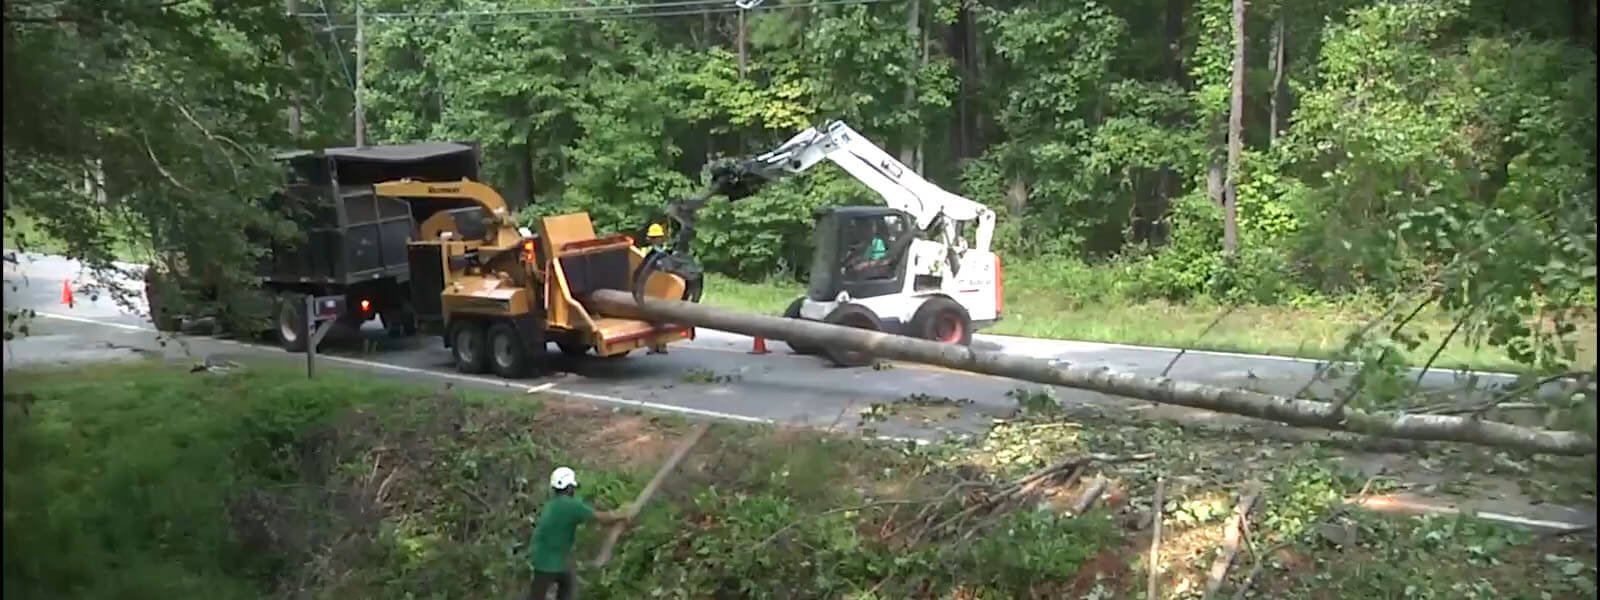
[6,252,1595,531]
[4,251,1529,442]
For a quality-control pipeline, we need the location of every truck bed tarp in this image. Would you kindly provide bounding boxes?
[274,142,476,164]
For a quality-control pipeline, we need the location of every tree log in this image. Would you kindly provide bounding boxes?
[584,290,1597,456]
[590,422,711,567]
[1203,483,1262,599]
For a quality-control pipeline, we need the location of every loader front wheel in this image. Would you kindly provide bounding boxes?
[821,304,882,368]
[449,320,489,374]
[488,321,532,379]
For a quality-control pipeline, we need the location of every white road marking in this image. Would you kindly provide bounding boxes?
[34,311,152,332]
[32,311,787,428]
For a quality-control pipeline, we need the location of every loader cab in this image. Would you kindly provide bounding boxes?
[805,206,917,302]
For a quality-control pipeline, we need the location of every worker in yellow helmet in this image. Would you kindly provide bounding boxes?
[644,222,670,355]
[645,222,667,250]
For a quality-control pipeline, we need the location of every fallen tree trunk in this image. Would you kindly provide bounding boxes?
[586,290,1596,456]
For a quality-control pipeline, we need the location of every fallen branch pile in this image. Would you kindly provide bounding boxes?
[904,453,1154,546]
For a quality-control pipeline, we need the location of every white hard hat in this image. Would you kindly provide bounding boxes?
[550,466,578,490]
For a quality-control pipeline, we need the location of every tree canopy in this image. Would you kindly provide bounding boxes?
[4,0,1595,374]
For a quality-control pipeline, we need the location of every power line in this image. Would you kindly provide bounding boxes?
[317,0,355,89]
[296,0,901,28]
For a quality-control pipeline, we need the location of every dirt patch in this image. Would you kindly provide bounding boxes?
[1066,548,1133,597]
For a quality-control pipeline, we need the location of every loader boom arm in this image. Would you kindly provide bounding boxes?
[736,121,996,252]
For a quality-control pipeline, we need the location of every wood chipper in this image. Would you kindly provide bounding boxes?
[373,179,695,378]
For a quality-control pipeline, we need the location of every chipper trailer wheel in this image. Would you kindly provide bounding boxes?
[449,320,490,374]
[487,321,538,379]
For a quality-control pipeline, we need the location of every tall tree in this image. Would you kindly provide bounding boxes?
[1223,0,1246,254]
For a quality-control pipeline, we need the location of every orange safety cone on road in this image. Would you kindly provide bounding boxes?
[61,279,74,308]
[749,336,770,355]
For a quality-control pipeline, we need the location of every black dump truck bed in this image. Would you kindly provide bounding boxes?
[259,142,483,286]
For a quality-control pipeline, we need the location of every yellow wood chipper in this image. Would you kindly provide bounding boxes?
[373,179,695,378]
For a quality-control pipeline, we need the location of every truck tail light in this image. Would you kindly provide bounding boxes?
[993,255,1003,315]
[359,299,372,312]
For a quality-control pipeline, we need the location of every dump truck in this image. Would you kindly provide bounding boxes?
[144,141,486,349]
[371,179,695,377]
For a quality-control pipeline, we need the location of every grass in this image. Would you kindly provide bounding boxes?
[702,268,1599,374]
[6,359,1594,599]
[3,208,148,263]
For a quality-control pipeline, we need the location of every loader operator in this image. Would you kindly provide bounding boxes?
[845,220,892,279]
[527,467,633,600]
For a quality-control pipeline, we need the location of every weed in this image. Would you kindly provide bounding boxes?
[1007,386,1063,417]
[681,368,741,384]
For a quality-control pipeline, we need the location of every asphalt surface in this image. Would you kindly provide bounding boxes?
[5,252,1595,531]
[3,251,1531,442]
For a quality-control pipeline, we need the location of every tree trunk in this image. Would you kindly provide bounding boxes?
[1222,0,1245,254]
[1268,12,1285,146]
[285,0,302,141]
[900,0,921,173]
[585,290,1597,456]
[1150,0,1187,246]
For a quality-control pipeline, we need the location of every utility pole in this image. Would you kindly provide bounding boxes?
[353,0,366,147]
[286,0,303,140]
[736,7,747,77]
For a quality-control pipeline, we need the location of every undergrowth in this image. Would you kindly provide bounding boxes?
[5,360,1594,599]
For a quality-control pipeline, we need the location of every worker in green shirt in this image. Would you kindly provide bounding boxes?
[527,466,634,600]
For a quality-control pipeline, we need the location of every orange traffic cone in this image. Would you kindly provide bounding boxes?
[61,279,74,307]
[749,336,770,355]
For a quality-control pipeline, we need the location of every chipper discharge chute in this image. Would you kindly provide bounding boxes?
[374,179,695,378]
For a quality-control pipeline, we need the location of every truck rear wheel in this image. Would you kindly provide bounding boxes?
[275,295,308,352]
[449,320,489,374]
[781,297,820,355]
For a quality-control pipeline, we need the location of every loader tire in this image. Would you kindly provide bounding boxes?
[275,295,308,353]
[449,320,489,374]
[820,304,882,368]
[908,297,973,346]
[781,297,820,355]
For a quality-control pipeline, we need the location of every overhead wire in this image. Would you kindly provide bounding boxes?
[316,0,356,89]
[297,0,903,29]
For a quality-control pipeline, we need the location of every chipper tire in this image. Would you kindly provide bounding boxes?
[820,304,883,368]
[781,297,821,356]
[487,321,535,379]
[449,320,490,374]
